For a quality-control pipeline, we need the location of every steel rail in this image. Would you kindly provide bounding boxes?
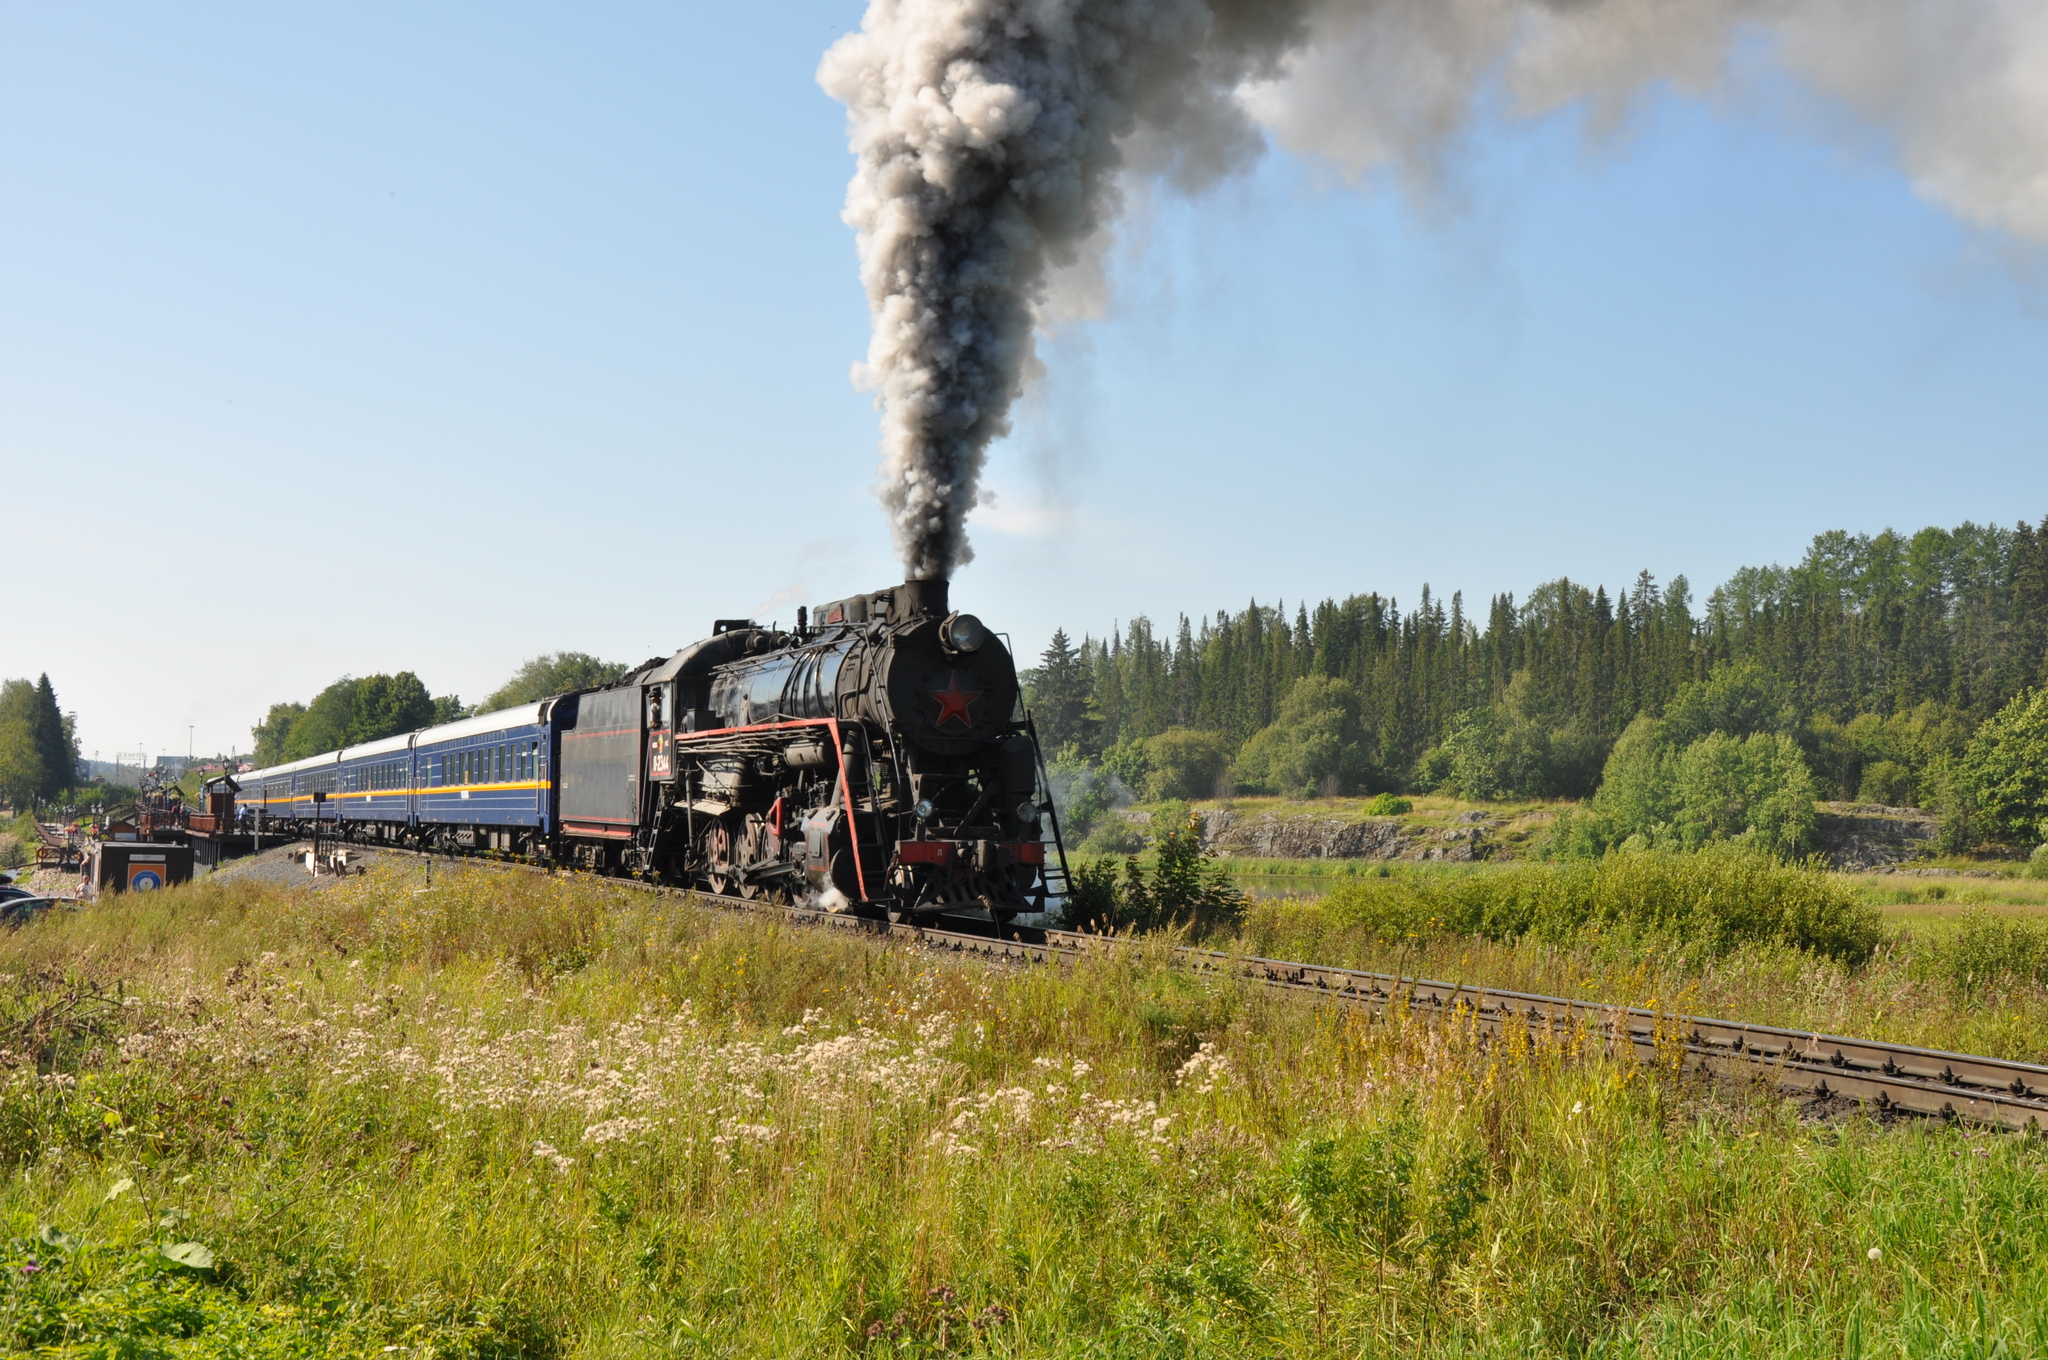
[294,843,2048,1131]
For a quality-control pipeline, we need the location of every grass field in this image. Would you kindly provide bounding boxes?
[6,861,2048,1356]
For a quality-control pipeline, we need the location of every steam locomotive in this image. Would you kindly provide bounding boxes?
[227,580,1071,920]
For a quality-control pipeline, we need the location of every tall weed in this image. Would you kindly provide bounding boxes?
[1308,842,1879,963]
[0,860,2042,1356]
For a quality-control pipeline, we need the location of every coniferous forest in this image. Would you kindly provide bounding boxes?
[1025,514,2048,855]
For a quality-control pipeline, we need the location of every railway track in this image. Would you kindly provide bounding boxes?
[282,842,2048,1132]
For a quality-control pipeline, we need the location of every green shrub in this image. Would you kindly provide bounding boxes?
[1141,728,1232,801]
[1580,716,1819,858]
[1075,814,1245,936]
[2030,843,2048,881]
[1928,911,2048,992]
[1080,819,1145,855]
[1363,792,1412,816]
[1316,842,1878,962]
[1234,676,1376,798]
[1959,687,2048,848]
[1416,672,1607,801]
[1857,759,1915,807]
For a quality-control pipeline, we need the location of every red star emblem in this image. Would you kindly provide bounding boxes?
[929,671,982,729]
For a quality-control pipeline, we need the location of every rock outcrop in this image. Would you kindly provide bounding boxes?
[1813,803,1937,871]
[1194,808,1504,863]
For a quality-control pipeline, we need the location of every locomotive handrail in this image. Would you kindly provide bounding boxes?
[671,716,873,902]
[1024,714,1075,909]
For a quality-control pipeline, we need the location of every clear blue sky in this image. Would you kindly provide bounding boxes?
[5,3,2045,764]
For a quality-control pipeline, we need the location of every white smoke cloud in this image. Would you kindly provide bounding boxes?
[824,0,2048,580]
[1256,0,2048,240]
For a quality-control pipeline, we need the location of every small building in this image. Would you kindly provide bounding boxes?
[89,842,193,895]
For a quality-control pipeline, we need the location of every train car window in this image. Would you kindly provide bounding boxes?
[498,745,507,781]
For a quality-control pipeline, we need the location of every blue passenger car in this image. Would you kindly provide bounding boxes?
[412,703,553,850]
[237,752,338,823]
[333,732,416,828]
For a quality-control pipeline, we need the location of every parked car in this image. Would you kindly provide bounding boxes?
[0,895,75,926]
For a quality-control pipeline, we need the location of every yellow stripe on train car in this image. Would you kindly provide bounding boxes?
[242,780,551,805]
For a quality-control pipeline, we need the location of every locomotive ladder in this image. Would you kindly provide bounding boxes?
[1025,715,1076,908]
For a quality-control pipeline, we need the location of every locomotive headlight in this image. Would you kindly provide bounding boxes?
[940,612,987,653]
[913,799,934,822]
[1016,800,1040,823]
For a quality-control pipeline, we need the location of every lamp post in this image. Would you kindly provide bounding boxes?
[312,790,327,871]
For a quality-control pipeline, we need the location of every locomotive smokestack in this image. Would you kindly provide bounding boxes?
[898,578,949,620]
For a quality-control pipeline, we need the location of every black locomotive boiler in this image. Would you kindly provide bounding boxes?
[584,577,1069,917]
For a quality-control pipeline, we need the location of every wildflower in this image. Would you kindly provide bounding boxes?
[529,1140,574,1174]
[21,1260,39,1276]
[1175,1043,1232,1094]
[1868,1247,1882,1261]
[1571,1101,1584,1116]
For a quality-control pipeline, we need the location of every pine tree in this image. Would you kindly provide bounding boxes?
[29,675,71,799]
[1030,629,1090,753]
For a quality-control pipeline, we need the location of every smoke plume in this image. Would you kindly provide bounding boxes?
[823,0,2048,580]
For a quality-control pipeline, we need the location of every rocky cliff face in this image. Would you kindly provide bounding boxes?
[1120,800,1940,869]
[1813,803,1937,871]
[1103,800,1940,869]
[1194,808,1503,863]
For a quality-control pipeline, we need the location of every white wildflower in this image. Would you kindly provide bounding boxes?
[529,1140,574,1174]
[1175,1043,1232,1094]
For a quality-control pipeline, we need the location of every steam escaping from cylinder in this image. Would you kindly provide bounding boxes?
[823,0,2048,580]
